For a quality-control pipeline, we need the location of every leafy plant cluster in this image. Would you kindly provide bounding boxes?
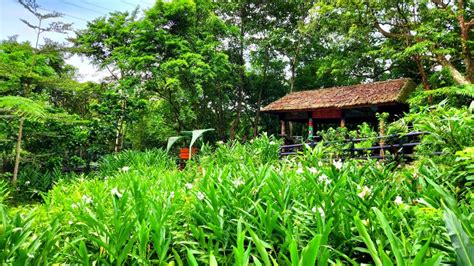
[0,133,473,264]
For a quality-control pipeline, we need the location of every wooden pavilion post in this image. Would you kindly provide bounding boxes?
[280,118,286,136]
[340,109,346,128]
[308,112,314,142]
[280,120,286,136]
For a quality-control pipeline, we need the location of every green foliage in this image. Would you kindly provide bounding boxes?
[0,96,46,120]
[0,135,472,264]
[393,104,474,161]
[409,85,474,107]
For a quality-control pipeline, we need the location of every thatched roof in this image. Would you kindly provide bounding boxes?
[261,78,416,113]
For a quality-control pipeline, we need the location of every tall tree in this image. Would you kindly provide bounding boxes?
[215,1,253,140]
[73,9,141,152]
[9,0,71,182]
[309,0,473,88]
[75,0,233,141]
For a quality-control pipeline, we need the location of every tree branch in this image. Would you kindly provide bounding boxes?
[373,20,410,39]
[431,0,448,9]
[105,65,120,81]
[467,18,474,28]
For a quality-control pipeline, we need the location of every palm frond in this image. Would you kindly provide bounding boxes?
[0,96,47,120]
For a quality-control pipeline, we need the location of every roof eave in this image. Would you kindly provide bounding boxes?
[261,101,407,114]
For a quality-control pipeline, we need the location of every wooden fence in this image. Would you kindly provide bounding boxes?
[279,131,441,160]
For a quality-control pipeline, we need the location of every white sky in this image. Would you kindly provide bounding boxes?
[0,0,155,82]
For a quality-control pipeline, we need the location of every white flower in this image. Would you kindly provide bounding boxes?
[318,207,325,217]
[120,166,130,172]
[82,195,93,204]
[318,174,332,185]
[185,183,193,190]
[111,187,123,198]
[362,219,369,226]
[333,159,343,170]
[318,174,328,182]
[296,168,304,174]
[269,141,276,145]
[312,206,325,217]
[169,191,175,199]
[394,196,403,205]
[308,167,318,174]
[358,186,372,199]
[318,161,323,167]
[25,181,31,186]
[232,178,245,188]
[68,220,73,225]
[196,192,205,201]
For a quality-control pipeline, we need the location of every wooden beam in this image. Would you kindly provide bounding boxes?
[280,120,286,136]
[340,109,346,128]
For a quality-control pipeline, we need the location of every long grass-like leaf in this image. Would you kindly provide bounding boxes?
[372,208,404,266]
[299,234,322,266]
[443,207,474,266]
[186,249,199,266]
[248,229,272,266]
[354,215,382,266]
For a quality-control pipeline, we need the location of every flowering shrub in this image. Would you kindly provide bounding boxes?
[0,136,473,264]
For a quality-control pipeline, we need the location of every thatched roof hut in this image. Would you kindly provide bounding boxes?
[262,78,415,113]
[261,78,416,137]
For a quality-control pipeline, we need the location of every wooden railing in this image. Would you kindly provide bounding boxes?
[279,131,439,160]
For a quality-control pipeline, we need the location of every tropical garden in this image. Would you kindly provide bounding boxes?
[0,0,473,265]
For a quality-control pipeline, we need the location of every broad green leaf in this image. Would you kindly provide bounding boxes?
[443,207,474,266]
[209,253,218,266]
[166,136,185,152]
[188,128,214,159]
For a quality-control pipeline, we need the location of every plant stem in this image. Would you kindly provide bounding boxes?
[12,118,24,183]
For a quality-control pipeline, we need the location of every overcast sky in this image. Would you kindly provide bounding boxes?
[0,0,155,82]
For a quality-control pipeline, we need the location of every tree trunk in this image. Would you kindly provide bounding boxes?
[288,47,300,138]
[253,54,268,138]
[12,19,42,182]
[12,118,24,183]
[230,6,246,140]
[253,86,263,138]
[414,54,433,103]
[114,100,126,152]
[437,55,470,85]
[457,0,473,83]
[114,122,122,153]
